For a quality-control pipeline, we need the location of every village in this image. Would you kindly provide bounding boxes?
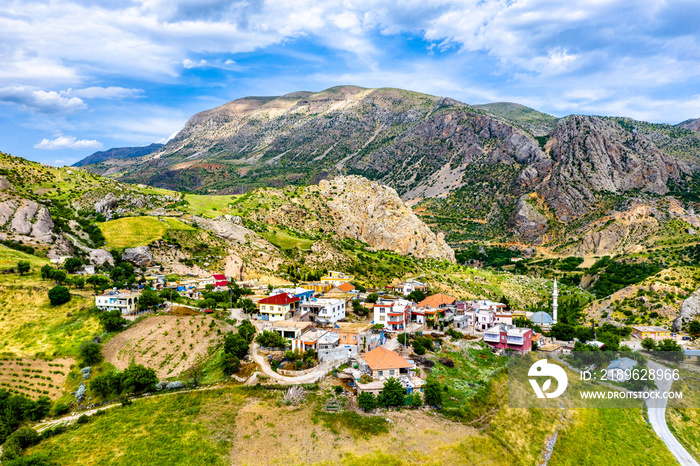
[91,267,700,400]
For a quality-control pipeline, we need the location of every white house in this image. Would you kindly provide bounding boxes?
[95,290,141,315]
[299,298,346,324]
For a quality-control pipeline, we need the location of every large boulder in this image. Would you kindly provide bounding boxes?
[0,176,15,191]
[31,206,54,242]
[0,200,17,226]
[121,246,154,268]
[95,192,119,216]
[11,200,38,235]
[89,248,115,266]
[508,195,548,244]
[673,289,700,331]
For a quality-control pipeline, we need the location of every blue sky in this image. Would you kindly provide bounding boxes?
[2,0,700,166]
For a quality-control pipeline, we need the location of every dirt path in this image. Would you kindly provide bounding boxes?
[250,342,337,384]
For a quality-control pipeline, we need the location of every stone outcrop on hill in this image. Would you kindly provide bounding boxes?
[319,176,455,262]
[673,289,700,331]
[122,246,154,268]
[89,248,114,266]
[508,195,548,244]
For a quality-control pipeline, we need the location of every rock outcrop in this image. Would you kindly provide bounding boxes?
[319,176,455,262]
[508,195,548,244]
[31,206,54,242]
[89,248,114,266]
[11,201,38,235]
[95,193,119,216]
[122,246,154,268]
[673,289,700,331]
[193,216,249,244]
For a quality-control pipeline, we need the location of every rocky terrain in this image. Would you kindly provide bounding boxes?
[74,86,700,251]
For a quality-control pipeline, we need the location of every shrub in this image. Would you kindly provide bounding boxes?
[79,342,103,365]
[377,377,405,408]
[424,380,442,407]
[412,340,426,355]
[47,286,70,305]
[76,414,89,424]
[52,403,69,417]
[224,333,249,359]
[358,392,377,412]
[222,353,241,376]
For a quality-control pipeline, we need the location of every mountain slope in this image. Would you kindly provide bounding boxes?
[73,143,163,167]
[77,86,700,251]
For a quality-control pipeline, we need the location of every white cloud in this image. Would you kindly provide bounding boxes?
[34,133,102,150]
[63,87,143,99]
[0,86,86,114]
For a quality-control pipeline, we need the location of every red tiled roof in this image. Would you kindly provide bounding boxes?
[362,347,413,371]
[418,293,456,309]
[258,293,300,306]
[337,282,355,293]
[212,274,227,281]
[214,281,228,287]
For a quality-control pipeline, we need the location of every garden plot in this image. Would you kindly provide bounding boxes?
[0,357,72,399]
[102,315,231,379]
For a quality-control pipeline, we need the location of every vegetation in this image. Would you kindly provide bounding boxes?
[47,287,70,306]
[98,216,194,249]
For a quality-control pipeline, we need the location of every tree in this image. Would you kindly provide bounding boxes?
[409,392,423,408]
[205,284,214,291]
[641,337,657,351]
[86,275,110,293]
[222,353,241,376]
[351,299,368,316]
[79,342,103,365]
[17,261,30,276]
[98,309,128,332]
[357,392,377,412]
[73,276,85,290]
[237,319,256,342]
[40,265,54,281]
[185,361,205,387]
[378,377,406,408]
[549,323,575,341]
[656,338,684,363]
[424,379,442,407]
[406,289,426,302]
[239,298,256,315]
[91,373,116,398]
[51,270,66,285]
[224,333,249,359]
[412,340,426,355]
[137,287,162,310]
[121,364,158,394]
[366,293,380,304]
[689,320,700,337]
[47,286,70,306]
[255,330,287,348]
[397,333,410,345]
[64,257,82,274]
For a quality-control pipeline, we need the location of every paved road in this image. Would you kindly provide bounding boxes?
[645,360,699,466]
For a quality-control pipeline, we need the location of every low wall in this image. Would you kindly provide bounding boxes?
[277,367,317,376]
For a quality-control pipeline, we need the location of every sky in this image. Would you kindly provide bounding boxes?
[2,0,700,166]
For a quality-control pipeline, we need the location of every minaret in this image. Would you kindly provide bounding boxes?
[552,279,558,324]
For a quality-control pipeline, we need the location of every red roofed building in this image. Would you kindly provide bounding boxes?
[257,293,300,321]
[212,274,228,288]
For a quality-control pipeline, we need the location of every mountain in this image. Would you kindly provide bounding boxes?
[73,143,163,169]
[76,86,700,253]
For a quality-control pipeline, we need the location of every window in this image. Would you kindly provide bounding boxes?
[389,370,395,375]
[378,370,383,376]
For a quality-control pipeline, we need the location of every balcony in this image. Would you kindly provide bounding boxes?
[483,333,501,343]
[507,337,524,345]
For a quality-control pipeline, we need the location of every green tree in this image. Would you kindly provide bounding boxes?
[366,293,380,304]
[641,337,657,351]
[224,333,249,359]
[351,299,368,316]
[47,286,70,305]
[657,339,684,362]
[378,377,406,408]
[409,392,423,408]
[357,392,377,412]
[239,298,256,315]
[424,379,442,407]
[397,333,410,345]
[222,353,241,376]
[237,319,257,342]
[17,261,30,276]
[98,309,128,332]
[79,342,103,365]
[137,287,163,310]
[689,320,700,337]
[412,339,426,355]
[90,373,115,398]
[51,270,66,285]
[40,265,54,281]
[255,330,287,348]
[121,364,158,394]
[406,289,426,302]
[64,257,82,274]
[86,275,110,293]
[73,276,85,290]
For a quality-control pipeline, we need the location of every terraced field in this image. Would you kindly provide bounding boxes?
[98,216,196,248]
[0,357,71,399]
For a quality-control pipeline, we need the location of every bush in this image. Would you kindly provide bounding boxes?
[412,340,426,355]
[121,364,158,394]
[53,403,69,417]
[424,379,442,407]
[47,286,70,305]
[255,330,287,348]
[284,349,297,361]
[98,309,128,332]
[358,392,377,412]
[79,342,103,365]
[76,414,89,424]
[377,377,406,408]
[224,333,249,359]
[222,353,241,376]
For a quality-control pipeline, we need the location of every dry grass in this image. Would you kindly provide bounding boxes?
[102,315,232,379]
[98,216,195,249]
[0,357,72,399]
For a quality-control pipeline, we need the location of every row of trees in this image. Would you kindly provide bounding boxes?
[357,378,443,412]
[0,390,52,446]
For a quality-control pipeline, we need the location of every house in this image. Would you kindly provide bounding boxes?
[257,293,300,321]
[494,312,513,326]
[373,300,410,330]
[320,271,355,285]
[212,274,229,288]
[262,320,313,340]
[270,287,315,304]
[327,282,355,294]
[684,350,700,362]
[300,282,333,294]
[299,298,346,324]
[292,329,327,353]
[632,326,672,340]
[393,279,428,296]
[95,290,141,315]
[418,293,456,309]
[333,322,372,352]
[316,332,358,361]
[357,347,414,380]
[606,357,638,381]
[453,314,470,329]
[483,323,533,354]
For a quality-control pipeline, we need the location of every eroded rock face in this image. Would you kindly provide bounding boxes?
[673,289,700,331]
[31,206,54,242]
[193,216,249,243]
[89,248,114,266]
[319,176,455,262]
[122,246,154,268]
[0,200,17,226]
[508,195,548,244]
[11,201,38,235]
[95,193,118,215]
[0,176,15,191]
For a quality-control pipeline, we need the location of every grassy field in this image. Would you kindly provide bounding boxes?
[27,389,244,465]
[184,194,239,218]
[667,369,700,461]
[261,228,316,251]
[99,216,195,248]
